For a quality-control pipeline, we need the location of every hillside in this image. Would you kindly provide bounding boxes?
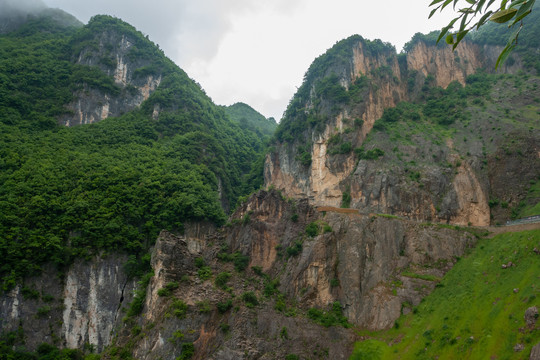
[0,14,267,288]
[0,4,539,360]
[222,102,277,141]
[351,229,540,359]
[266,9,540,227]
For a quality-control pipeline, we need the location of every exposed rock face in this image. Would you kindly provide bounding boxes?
[229,190,475,330]
[60,31,162,126]
[265,38,538,226]
[0,255,135,352]
[119,229,356,360]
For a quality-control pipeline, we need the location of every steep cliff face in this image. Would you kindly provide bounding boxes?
[60,27,162,126]
[227,190,477,330]
[0,255,136,352]
[110,227,355,360]
[266,37,539,225]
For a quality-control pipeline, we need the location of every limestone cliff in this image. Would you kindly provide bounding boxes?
[266,36,540,226]
[0,255,136,352]
[60,21,163,126]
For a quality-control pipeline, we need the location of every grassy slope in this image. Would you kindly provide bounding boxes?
[351,229,540,360]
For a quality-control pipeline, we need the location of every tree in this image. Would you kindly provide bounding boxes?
[429,0,537,67]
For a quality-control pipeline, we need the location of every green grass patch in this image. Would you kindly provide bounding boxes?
[515,181,540,218]
[351,229,540,359]
[401,271,441,282]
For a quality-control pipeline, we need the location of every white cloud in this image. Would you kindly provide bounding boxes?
[41,0,457,120]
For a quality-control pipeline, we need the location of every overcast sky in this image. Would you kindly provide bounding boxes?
[38,0,455,120]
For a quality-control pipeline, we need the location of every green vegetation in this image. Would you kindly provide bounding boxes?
[514,180,540,218]
[274,35,394,143]
[222,102,277,141]
[305,222,319,237]
[217,299,233,313]
[0,14,270,289]
[126,271,153,317]
[351,230,540,359]
[197,266,212,281]
[285,241,303,258]
[214,271,232,290]
[341,190,352,208]
[430,0,538,68]
[217,248,250,272]
[157,281,179,297]
[179,342,194,360]
[241,291,259,308]
[170,299,188,319]
[307,301,351,328]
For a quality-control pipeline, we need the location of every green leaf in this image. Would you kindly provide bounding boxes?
[512,0,535,23]
[509,0,527,7]
[436,18,458,44]
[429,7,439,18]
[489,8,517,23]
[456,30,470,44]
[441,0,454,10]
[495,44,515,68]
[476,0,487,12]
[446,34,455,44]
[466,0,476,4]
[477,11,494,28]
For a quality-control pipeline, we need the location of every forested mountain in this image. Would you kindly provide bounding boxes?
[0,5,539,360]
[0,12,267,288]
[222,102,277,141]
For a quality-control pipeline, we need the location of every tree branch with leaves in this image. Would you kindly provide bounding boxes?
[429,0,536,67]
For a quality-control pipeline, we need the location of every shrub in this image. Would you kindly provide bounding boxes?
[197,266,212,281]
[171,299,188,318]
[36,306,51,318]
[179,342,194,360]
[286,241,303,258]
[219,323,230,333]
[285,355,299,360]
[126,272,153,317]
[251,266,264,276]
[217,299,233,314]
[305,222,319,237]
[158,281,179,297]
[21,286,40,300]
[194,257,205,268]
[280,327,289,340]
[217,251,250,272]
[233,253,250,272]
[242,291,259,308]
[196,300,211,313]
[168,329,184,343]
[307,301,350,328]
[341,191,351,208]
[215,272,231,290]
[263,278,280,297]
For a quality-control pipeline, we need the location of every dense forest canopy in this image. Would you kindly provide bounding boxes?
[0,14,269,288]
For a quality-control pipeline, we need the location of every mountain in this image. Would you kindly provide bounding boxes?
[266,10,540,227]
[0,13,268,288]
[0,5,539,360]
[222,102,277,140]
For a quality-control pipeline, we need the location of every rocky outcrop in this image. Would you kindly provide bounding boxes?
[0,255,136,352]
[114,229,356,360]
[265,37,538,226]
[60,31,162,126]
[229,190,476,330]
